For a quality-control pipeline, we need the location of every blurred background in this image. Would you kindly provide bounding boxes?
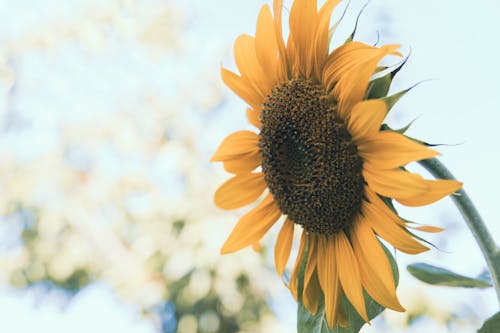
[0,0,499,332]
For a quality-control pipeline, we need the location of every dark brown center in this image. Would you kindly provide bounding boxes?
[259,79,365,236]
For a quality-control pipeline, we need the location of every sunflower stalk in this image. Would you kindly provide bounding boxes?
[419,157,500,305]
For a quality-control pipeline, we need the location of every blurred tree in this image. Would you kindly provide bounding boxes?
[0,1,280,332]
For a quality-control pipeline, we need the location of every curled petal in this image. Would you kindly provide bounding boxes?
[274,218,294,276]
[323,42,401,117]
[289,231,307,299]
[351,219,405,311]
[317,236,342,329]
[336,231,368,323]
[302,233,320,314]
[363,201,429,254]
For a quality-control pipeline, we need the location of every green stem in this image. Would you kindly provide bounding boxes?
[419,158,500,305]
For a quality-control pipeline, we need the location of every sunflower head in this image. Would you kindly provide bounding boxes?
[212,0,462,329]
[259,79,365,236]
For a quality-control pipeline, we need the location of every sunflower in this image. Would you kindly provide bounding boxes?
[212,0,462,329]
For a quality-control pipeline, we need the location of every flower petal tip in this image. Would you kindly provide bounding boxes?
[220,245,232,255]
[416,245,430,254]
[252,242,261,252]
[394,304,406,312]
[413,225,445,233]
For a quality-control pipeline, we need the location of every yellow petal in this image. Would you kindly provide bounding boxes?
[303,267,321,315]
[302,233,320,314]
[234,35,269,97]
[313,0,341,80]
[315,236,328,289]
[255,5,282,86]
[302,234,318,311]
[347,100,387,141]
[323,42,401,117]
[351,218,405,312]
[286,34,299,78]
[317,236,342,329]
[289,231,307,300]
[223,150,261,174]
[323,42,371,88]
[221,68,263,110]
[364,187,404,226]
[221,194,281,254]
[365,187,445,233]
[274,218,294,276]
[289,0,318,78]
[323,236,341,329]
[273,0,284,36]
[315,236,327,289]
[252,242,261,252]
[272,0,288,81]
[336,231,369,323]
[211,130,259,161]
[363,201,429,254]
[409,225,445,233]
[246,108,262,128]
[214,172,266,210]
[363,167,428,199]
[365,186,432,238]
[397,178,462,207]
[359,131,440,169]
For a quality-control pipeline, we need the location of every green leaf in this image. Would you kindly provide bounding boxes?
[297,242,398,333]
[297,297,326,333]
[367,74,391,100]
[381,123,446,147]
[393,119,415,134]
[383,80,434,116]
[297,238,324,332]
[402,227,440,251]
[478,312,500,333]
[377,192,440,250]
[382,88,410,113]
[328,4,348,46]
[334,292,384,333]
[366,56,409,100]
[344,1,369,44]
[407,263,492,288]
[379,194,398,214]
[388,54,409,80]
[381,119,417,135]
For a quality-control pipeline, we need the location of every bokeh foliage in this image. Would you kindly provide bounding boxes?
[0,1,281,332]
